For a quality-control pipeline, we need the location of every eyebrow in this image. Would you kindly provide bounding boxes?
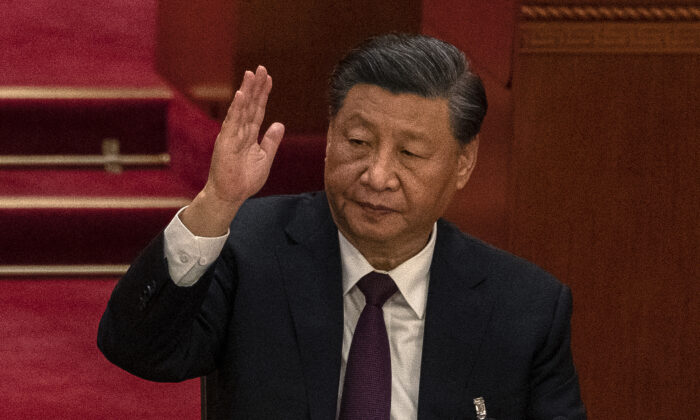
[344,113,375,129]
[344,112,429,141]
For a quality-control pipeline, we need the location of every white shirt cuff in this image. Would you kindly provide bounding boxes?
[163,207,229,287]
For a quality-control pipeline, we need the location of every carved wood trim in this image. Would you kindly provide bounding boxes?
[521,5,700,21]
[518,21,700,54]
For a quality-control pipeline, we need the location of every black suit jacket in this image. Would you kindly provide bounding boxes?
[98,192,586,419]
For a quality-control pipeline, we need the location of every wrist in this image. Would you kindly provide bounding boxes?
[180,187,244,237]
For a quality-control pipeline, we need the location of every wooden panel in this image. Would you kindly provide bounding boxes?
[523,0,699,6]
[511,17,700,420]
[518,21,700,54]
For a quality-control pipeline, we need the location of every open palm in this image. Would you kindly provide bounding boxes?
[180,66,285,237]
[205,66,285,205]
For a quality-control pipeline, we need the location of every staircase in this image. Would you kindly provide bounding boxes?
[0,1,214,276]
[0,2,211,417]
[0,2,328,418]
[0,88,203,275]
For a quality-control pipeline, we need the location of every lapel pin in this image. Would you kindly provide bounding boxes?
[473,397,487,420]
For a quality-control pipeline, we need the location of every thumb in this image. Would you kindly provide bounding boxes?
[260,122,285,159]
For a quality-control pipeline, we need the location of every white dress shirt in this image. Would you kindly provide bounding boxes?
[163,208,437,420]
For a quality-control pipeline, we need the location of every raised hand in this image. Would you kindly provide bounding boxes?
[181,66,285,236]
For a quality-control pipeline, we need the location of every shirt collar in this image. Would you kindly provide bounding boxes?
[338,223,437,319]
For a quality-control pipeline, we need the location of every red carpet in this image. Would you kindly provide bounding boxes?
[0,279,199,419]
[1,1,202,418]
[0,0,162,87]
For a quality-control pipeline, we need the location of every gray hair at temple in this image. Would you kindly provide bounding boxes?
[328,33,488,146]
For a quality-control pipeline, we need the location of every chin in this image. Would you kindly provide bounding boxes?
[344,219,404,244]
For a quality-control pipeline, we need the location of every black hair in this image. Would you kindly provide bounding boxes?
[329,33,487,145]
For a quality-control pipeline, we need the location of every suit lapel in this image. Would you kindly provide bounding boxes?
[417,220,498,419]
[276,192,344,420]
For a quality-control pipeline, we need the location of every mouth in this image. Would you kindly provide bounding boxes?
[356,200,396,214]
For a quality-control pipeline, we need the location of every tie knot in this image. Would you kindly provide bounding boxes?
[357,272,397,307]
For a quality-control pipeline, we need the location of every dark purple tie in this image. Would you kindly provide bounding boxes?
[339,272,398,420]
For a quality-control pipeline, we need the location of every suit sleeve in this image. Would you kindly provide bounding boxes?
[528,284,587,419]
[97,232,237,382]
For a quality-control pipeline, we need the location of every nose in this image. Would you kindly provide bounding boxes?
[360,150,400,191]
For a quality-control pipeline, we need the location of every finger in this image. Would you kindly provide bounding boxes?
[216,67,268,149]
[240,70,258,125]
[237,66,269,146]
[238,70,255,100]
[246,66,268,123]
[218,90,246,143]
[251,75,273,128]
[260,122,285,161]
[251,65,268,98]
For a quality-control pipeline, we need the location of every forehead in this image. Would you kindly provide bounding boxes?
[335,84,453,139]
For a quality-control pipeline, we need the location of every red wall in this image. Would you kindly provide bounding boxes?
[422,0,517,248]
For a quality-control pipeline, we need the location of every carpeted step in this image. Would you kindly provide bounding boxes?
[1,0,170,167]
[0,96,214,276]
[0,197,187,268]
[0,93,327,276]
[0,86,172,165]
[0,168,195,274]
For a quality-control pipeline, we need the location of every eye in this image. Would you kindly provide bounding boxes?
[401,149,420,158]
[349,138,366,146]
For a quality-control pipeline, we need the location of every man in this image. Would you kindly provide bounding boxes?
[98,34,586,419]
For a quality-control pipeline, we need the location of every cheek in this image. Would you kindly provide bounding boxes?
[329,139,363,163]
[326,145,366,181]
[402,166,456,208]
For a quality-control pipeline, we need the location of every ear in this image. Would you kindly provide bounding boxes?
[455,135,479,190]
[325,122,333,160]
[325,119,338,157]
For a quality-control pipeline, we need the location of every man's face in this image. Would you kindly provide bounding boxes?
[324,84,478,253]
